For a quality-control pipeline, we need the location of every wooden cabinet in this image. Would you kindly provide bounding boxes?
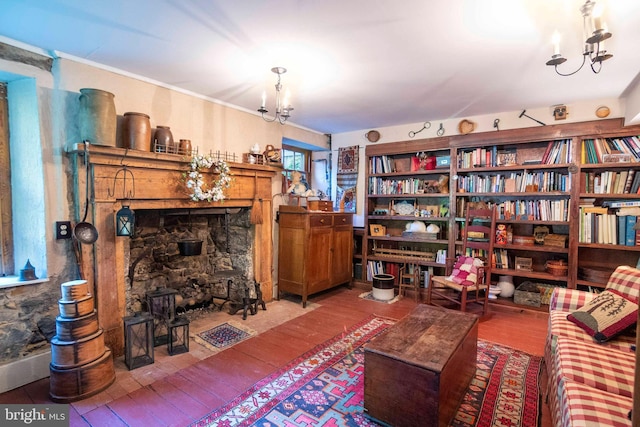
[277,210,353,307]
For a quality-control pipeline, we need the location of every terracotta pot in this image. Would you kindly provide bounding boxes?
[154,126,174,153]
[78,88,117,146]
[122,112,151,151]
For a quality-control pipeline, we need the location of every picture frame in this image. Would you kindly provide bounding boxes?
[603,153,632,163]
[497,149,517,166]
[369,224,387,236]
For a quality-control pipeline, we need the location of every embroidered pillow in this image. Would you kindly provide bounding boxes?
[567,289,638,342]
[450,256,484,286]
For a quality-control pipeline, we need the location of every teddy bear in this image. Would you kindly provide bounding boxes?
[287,171,316,197]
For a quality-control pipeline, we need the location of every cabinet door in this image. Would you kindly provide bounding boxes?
[277,226,305,294]
[332,225,353,284]
[307,226,333,293]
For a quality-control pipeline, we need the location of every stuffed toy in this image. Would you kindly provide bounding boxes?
[287,171,316,197]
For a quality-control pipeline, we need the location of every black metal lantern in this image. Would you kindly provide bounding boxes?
[116,205,135,237]
[146,288,178,346]
[167,316,190,355]
[124,312,154,370]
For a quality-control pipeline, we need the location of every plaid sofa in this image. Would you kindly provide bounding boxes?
[545,265,639,426]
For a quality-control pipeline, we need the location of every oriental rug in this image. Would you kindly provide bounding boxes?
[194,321,256,352]
[191,316,542,427]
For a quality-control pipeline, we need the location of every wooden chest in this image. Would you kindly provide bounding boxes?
[364,305,478,427]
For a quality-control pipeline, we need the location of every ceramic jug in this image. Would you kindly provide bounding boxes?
[122,112,151,151]
[78,88,117,146]
[154,126,174,153]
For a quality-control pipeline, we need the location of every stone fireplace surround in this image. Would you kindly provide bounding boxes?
[128,209,254,315]
[73,145,277,356]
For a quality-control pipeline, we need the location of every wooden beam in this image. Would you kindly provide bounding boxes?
[0,42,53,72]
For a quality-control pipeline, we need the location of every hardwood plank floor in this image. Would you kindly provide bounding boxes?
[0,286,551,426]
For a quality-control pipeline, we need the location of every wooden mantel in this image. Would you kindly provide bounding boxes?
[71,144,278,356]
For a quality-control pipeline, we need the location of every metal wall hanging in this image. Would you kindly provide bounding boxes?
[408,121,431,138]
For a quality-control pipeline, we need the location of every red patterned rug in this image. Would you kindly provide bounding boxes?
[191,316,542,427]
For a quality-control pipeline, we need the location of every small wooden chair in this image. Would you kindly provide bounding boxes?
[399,263,421,302]
[426,207,496,315]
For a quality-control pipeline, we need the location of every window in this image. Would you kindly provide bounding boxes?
[0,75,48,285]
[282,145,311,188]
[0,83,11,276]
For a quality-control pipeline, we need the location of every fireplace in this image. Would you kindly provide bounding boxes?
[73,144,276,356]
[127,209,255,315]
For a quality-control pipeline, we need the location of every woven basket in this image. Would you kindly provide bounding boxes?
[545,260,568,276]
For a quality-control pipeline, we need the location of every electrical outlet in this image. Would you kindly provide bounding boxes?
[56,221,72,239]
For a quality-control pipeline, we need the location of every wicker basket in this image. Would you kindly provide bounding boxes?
[545,260,568,277]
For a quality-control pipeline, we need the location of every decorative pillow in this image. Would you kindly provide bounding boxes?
[567,289,638,342]
[449,256,484,286]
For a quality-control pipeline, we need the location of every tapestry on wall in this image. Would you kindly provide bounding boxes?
[337,145,359,213]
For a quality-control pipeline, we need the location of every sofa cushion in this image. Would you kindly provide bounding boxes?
[555,378,633,427]
[548,311,635,354]
[605,265,640,302]
[554,338,635,398]
[567,289,638,342]
[449,256,483,286]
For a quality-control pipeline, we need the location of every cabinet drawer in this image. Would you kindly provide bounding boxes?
[310,215,333,227]
[334,214,353,226]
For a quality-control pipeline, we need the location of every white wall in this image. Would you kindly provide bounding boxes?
[331,98,626,228]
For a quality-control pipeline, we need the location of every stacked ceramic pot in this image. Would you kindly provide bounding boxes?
[49,280,115,402]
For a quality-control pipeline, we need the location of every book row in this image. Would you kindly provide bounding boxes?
[457,139,572,169]
[456,171,570,193]
[582,136,640,164]
[368,177,450,195]
[582,169,640,194]
[578,210,638,246]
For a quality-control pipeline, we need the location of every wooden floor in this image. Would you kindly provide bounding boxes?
[0,286,551,426]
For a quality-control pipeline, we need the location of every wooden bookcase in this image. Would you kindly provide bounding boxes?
[362,118,640,309]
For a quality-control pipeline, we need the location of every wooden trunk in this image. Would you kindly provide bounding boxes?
[364,305,478,427]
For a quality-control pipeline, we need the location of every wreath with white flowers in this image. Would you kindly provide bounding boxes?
[185,154,231,201]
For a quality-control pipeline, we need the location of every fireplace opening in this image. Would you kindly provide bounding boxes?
[125,208,258,318]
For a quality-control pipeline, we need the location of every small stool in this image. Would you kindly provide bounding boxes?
[167,316,190,355]
[399,263,421,302]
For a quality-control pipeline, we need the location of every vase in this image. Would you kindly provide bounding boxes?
[154,126,174,153]
[122,112,151,151]
[497,275,515,298]
[78,88,117,146]
[179,139,192,155]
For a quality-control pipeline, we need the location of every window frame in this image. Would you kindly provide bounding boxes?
[282,144,311,186]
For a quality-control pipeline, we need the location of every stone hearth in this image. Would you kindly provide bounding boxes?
[127,209,254,315]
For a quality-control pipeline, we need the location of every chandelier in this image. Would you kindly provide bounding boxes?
[545,0,612,76]
[258,67,293,124]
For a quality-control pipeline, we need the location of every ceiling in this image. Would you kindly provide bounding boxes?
[1,0,640,135]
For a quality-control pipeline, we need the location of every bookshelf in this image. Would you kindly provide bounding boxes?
[364,138,453,298]
[362,118,640,309]
[576,125,640,291]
